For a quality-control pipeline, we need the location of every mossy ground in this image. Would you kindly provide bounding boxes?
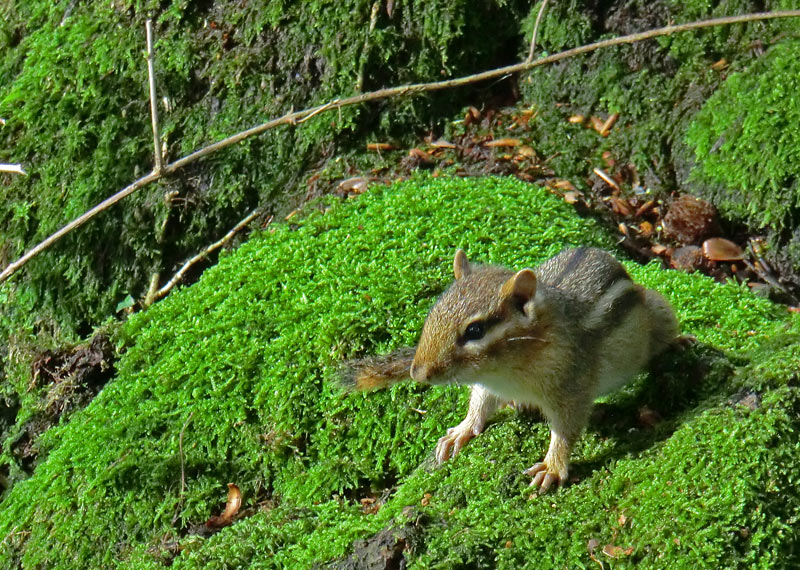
[1,174,798,568]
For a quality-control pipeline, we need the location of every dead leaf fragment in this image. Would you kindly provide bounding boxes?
[711,58,728,71]
[338,176,369,195]
[593,168,620,191]
[568,114,585,124]
[205,483,242,530]
[610,197,633,216]
[553,179,576,191]
[429,139,456,149]
[516,145,537,159]
[702,237,744,261]
[485,138,521,148]
[590,116,606,133]
[635,199,655,217]
[602,544,634,558]
[464,106,481,126]
[600,112,619,136]
[366,142,394,151]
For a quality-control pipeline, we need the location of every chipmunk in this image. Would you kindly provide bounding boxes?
[345,247,679,493]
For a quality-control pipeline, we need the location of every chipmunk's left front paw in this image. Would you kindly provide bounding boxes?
[524,462,566,494]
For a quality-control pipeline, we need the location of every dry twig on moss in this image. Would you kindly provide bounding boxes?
[527,0,550,63]
[154,209,268,302]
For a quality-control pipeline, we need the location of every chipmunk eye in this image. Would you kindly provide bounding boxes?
[463,321,486,341]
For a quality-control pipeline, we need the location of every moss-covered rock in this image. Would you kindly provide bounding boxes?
[0,0,528,338]
[0,175,798,568]
[685,37,800,285]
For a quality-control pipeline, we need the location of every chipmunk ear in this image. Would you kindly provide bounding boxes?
[501,269,537,310]
[453,249,471,280]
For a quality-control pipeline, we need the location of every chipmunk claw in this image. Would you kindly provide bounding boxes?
[435,421,482,464]
[525,462,562,494]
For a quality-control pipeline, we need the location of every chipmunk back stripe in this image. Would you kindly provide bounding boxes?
[582,278,640,334]
[549,247,588,288]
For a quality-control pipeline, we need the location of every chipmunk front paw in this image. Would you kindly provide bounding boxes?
[435,418,485,464]
[524,462,566,494]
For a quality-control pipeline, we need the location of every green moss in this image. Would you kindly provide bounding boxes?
[686,38,800,241]
[0,174,798,568]
[518,0,800,202]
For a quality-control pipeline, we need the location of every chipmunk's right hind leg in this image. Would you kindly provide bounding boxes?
[436,384,504,463]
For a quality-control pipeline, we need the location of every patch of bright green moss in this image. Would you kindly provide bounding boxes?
[686,38,800,258]
[1,174,798,568]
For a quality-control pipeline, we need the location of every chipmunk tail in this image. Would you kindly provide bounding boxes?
[339,347,415,391]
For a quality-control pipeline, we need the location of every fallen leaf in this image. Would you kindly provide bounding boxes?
[338,176,369,195]
[602,544,634,558]
[366,142,394,151]
[638,220,654,237]
[702,237,744,261]
[553,179,577,191]
[485,138,522,148]
[205,483,242,530]
[593,168,620,191]
[600,112,619,136]
[516,145,537,159]
[711,58,728,71]
[590,116,605,134]
[635,199,655,217]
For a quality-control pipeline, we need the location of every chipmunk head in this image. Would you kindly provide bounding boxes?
[410,249,538,384]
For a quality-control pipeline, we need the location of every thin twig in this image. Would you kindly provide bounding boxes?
[175,410,194,523]
[2,10,799,285]
[527,0,549,63]
[145,19,163,172]
[155,209,267,301]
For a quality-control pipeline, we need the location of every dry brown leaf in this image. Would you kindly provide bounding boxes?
[600,112,619,135]
[553,179,577,191]
[635,199,655,217]
[485,138,522,148]
[702,237,744,261]
[593,168,620,191]
[602,544,634,558]
[205,483,242,530]
[366,142,394,151]
[590,116,606,133]
[711,58,728,71]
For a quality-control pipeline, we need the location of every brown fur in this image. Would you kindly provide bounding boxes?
[410,247,679,493]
